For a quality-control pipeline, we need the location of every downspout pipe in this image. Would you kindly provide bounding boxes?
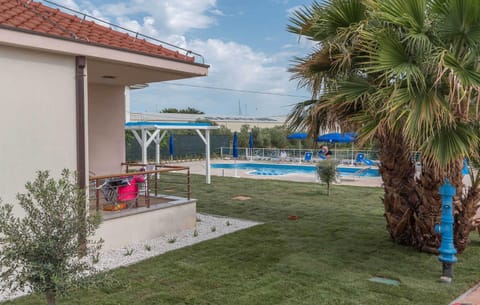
[75,56,86,189]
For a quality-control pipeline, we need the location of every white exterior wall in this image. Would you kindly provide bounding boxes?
[217,121,284,132]
[96,201,196,250]
[88,84,126,176]
[0,45,77,211]
[125,86,131,122]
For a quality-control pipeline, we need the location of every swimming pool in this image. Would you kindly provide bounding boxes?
[211,163,380,177]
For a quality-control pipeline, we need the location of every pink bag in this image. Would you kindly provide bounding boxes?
[117,175,145,201]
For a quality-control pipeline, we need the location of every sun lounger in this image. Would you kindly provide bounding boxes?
[355,153,375,166]
[304,152,313,162]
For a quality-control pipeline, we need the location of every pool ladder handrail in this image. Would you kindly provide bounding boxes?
[353,167,371,178]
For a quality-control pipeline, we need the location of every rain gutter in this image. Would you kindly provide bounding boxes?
[76,56,86,188]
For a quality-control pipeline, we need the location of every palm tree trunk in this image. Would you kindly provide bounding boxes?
[378,131,423,247]
[456,190,480,253]
[379,134,479,254]
[378,131,442,252]
[420,159,480,254]
[415,164,442,253]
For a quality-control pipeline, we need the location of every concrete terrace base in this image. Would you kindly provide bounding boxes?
[95,197,197,250]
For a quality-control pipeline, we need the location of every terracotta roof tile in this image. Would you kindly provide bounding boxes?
[0,0,195,63]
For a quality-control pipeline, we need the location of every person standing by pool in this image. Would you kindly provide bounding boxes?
[321,145,332,160]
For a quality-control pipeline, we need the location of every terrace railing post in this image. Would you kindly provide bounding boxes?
[91,164,191,211]
[145,176,150,208]
[187,168,191,200]
[154,166,158,197]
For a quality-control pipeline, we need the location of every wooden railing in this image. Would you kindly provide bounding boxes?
[89,164,191,212]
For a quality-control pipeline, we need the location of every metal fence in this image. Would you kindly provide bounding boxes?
[126,134,230,162]
[89,164,191,213]
[219,147,380,163]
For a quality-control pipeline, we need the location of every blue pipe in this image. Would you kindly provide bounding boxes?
[434,179,457,282]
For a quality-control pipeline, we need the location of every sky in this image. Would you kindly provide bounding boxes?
[54,0,315,116]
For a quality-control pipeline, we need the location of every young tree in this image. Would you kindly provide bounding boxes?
[0,170,102,305]
[268,127,290,148]
[316,160,339,196]
[238,125,251,147]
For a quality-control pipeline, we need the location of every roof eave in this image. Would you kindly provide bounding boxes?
[0,25,210,74]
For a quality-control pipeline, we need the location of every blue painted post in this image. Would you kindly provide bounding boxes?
[434,179,457,283]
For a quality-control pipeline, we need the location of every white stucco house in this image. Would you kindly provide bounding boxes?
[0,0,209,249]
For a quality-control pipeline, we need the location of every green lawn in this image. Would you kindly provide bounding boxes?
[5,175,480,305]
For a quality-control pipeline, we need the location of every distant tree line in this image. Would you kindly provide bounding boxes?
[160,107,205,114]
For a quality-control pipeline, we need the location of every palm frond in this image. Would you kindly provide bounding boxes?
[287,2,319,38]
[320,0,367,34]
[420,122,480,169]
[402,90,454,145]
[432,0,480,48]
[287,0,480,178]
[441,51,480,88]
[375,0,426,31]
[285,99,321,132]
[366,31,427,93]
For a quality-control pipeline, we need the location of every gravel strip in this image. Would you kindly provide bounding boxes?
[95,213,261,270]
[0,213,261,302]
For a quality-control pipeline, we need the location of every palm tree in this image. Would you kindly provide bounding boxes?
[287,0,480,253]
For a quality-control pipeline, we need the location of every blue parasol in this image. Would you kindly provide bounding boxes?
[169,133,174,159]
[287,132,308,163]
[232,132,239,159]
[248,132,254,161]
[232,132,239,177]
[317,132,355,143]
[287,132,308,140]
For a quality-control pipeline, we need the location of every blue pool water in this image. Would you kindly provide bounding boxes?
[212,163,380,177]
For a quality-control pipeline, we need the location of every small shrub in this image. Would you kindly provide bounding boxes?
[123,248,134,256]
[196,217,202,222]
[225,220,231,226]
[0,169,103,305]
[211,226,216,232]
[168,237,177,243]
[144,244,152,252]
[91,253,100,264]
[316,160,339,195]
[193,229,198,237]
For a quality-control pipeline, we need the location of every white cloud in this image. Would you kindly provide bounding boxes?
[130,38,309,116]
[210,9,225,16]
[55,0,309,116]
[286,5,304,17]
[57,0,218,36]
[162,1,217,33]
[115,16,159,37]
[188,39,279,86]
[99,3,138,16]
[56,0,111,23]
[59,0,80,11]
[282,37,317,50]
